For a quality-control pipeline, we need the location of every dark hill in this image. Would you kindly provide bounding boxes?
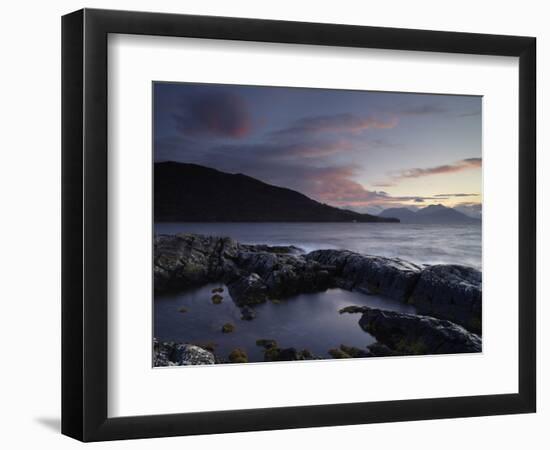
[154,162,399,223]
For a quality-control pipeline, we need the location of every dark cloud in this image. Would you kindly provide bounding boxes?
[398,104,449,116]
[173,91,251,138]
[275,139,353,159]
[457,109,482,117]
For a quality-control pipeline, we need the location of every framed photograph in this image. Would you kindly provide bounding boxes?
[62,8,536,442]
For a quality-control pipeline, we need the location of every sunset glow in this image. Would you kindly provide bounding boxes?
[154,82,482,215]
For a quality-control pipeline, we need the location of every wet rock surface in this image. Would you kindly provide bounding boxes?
[409,264,482,334]
[341,306,481,355]
[307,250,422,300]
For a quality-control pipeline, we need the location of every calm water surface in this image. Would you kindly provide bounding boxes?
[155,284,417,363]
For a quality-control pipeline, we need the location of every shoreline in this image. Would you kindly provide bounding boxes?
[154,233,482,365]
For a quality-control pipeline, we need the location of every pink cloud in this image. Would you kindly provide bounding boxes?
[395,158,481,179]
[298,166,436,207]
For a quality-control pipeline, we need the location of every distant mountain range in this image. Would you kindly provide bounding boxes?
[379,204,481,224]
[154,162,399,223]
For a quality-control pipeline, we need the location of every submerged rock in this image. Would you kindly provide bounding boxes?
[329,344,370,359]
[221,323,235,333]
[211,294,223,304]
[328,348,351,359]
[240,305,256,321]
[342,306,481,355]
[256,338,278,349]
[263,345,316,362]
[228,348,249,363]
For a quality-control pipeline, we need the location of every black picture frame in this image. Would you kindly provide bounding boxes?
[62,8,536,442]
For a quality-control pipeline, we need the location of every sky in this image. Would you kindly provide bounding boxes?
[154,82,482,216]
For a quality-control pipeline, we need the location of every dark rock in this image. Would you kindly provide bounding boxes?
[172,343,216,365]
[227,273,268,306]
[347,307,481,355]
[410,264,482,334]
[339,305,366,314]
[339,344,370,358]
[307,250,422,300]
[211,294,223,304]
[228,348,248,363]
[279,348,300,360]
[153,339,173,367]
[329,345,370,359]
[154,234,239,292]
[263,346,312,362]
[240,305,256,321]
[195,342,217,353]
[366,342,399,357]
[328,348,351,359]
[235,250,331,298]
[242,243,304,255]
[153,339,215,366]
[221,323,235,333]
[256,339,278,349]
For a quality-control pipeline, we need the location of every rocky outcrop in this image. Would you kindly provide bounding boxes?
[341,306,481,355]
[306,250,481,334]
[153,339,215,366]
[306,250,422,299]
[409,265,482,334]
[232,247,332,298]
[154,233,332,301]
[154,233,481,334]
[154,234,240,292]
[227,273,269,306]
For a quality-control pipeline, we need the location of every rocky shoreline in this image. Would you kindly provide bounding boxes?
[154,233,482,364]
